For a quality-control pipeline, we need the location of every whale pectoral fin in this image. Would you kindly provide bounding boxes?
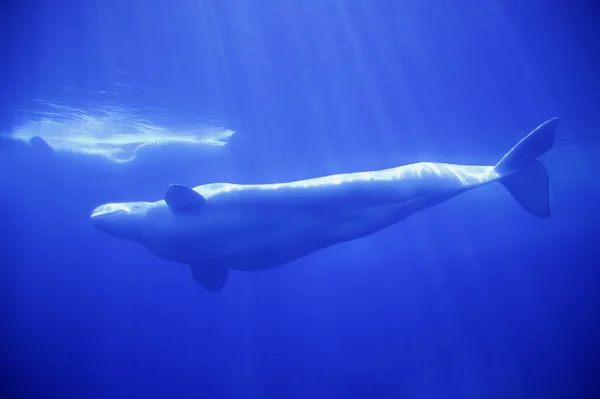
[189,264,229,292]
[29,136,54,155]
[165,184,206,213]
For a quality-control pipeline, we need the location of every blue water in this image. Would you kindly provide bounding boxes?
[2,1,599,398]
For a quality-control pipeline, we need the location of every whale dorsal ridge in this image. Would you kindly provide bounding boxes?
[165,184,206,213]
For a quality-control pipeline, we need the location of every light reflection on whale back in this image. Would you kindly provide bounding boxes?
[190,162,500,212]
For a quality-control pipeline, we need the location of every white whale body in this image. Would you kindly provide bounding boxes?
[0,105,235,211]
[5,102,234,163]
[91,118,558,292]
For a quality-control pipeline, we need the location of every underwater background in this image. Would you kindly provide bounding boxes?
[1,0,599,398]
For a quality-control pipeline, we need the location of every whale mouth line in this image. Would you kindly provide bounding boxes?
[91,210,120,218]
[91,204,131,219]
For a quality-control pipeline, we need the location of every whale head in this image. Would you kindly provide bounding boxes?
[91,201,152,242]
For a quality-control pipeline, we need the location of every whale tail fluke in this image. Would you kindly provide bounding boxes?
[494,118,558,218]
[499,160,550,217]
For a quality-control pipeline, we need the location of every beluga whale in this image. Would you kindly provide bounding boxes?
[91,118,558,292]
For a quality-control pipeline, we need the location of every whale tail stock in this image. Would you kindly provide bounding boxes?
[493,118,559,218]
